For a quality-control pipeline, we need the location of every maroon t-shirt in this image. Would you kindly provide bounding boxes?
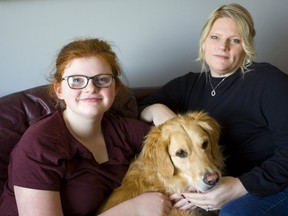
[0,111,150,215]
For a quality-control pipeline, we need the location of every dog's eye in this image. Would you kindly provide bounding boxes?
[176,149,188,158]
[202,140,209,149]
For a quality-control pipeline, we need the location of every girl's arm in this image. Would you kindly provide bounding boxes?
[14,186,63,216]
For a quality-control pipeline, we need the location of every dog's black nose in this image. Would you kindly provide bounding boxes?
[203,172,219,186]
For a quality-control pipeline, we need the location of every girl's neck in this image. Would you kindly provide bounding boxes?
[63,109,102,140]
[63,110,108,163]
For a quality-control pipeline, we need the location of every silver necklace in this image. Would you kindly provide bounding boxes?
[208,74,227,96]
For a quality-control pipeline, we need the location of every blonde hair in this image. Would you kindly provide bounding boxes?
[197,3,256,73]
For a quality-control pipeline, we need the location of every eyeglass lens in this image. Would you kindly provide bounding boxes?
[67,74,113,89]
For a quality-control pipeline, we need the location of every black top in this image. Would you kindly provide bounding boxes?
[139,62,288,196]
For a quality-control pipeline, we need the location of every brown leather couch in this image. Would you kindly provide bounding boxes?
[0,84,158,196]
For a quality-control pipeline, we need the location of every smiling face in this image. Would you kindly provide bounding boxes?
[204,17,245,77]
[55,57,116,119]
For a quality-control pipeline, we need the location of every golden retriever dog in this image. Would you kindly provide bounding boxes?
[97,111,224,216]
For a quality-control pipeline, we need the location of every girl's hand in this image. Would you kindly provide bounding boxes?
[99,192,172,216]
[132,192,173,216]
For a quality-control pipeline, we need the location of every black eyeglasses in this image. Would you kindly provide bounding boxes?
[61,74,115,89]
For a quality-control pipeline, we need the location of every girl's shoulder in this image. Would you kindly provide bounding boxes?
[103,112,150,133]
[13,111,77,160]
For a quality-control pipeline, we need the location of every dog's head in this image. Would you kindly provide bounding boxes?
[141,111,224,194]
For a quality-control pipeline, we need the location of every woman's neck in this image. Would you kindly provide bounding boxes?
[210,70,237,78]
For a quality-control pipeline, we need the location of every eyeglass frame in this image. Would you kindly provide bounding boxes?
[61,74,116,89]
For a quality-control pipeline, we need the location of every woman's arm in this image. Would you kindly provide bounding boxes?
[14,186,63,216]
[140,103,176,126]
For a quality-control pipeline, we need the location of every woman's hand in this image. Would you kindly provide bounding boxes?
[140,103,176,126]
[170,177,248,211]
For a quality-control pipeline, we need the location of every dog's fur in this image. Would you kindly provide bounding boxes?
[97,111,224,216]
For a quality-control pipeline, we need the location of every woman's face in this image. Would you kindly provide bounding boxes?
[55,57,116,119]
[204,17,245,77]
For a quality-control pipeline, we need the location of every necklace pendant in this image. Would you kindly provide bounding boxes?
[211,90,216,96]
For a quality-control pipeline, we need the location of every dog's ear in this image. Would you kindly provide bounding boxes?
[140,126,175,178]
[190,111,224,170]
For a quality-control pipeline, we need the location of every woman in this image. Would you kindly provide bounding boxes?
[139,3,288,215]
[0,38,172,215]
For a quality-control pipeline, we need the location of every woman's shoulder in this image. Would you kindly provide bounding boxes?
[250,62,287,77]
[175,71,204,81]
[246,62,288,82]
[163,71,205,90]
[246,62,288,90]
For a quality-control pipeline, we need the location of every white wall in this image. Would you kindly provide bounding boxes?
[1,0,288,97]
